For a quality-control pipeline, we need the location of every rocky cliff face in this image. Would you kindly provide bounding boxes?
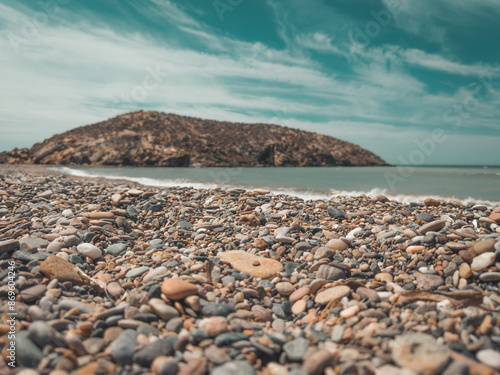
[0,111,388,167]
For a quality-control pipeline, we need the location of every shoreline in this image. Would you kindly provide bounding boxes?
[1,166,500,374]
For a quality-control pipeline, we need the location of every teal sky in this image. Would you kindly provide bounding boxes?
[0,0,499,165]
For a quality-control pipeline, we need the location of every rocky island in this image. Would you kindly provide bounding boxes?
[0,111,388,167]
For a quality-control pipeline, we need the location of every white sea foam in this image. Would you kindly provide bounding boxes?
[51,167,500,207]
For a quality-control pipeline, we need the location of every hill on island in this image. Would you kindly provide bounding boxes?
[0,111,388,167]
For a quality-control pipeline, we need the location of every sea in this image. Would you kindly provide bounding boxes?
[52,166,500,206]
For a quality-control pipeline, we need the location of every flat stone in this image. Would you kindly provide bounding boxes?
[424,198,440,206]
[126,266,150,278]
[19,238,48,252]
[133,339,173,367]
[392,333,450,375]
[202,303,235,317]
[419,220,445,235]
[459,263,472,279]
[327,206,346,220]
[302,349,334,375]
[111,329,137,364]
[143,266,168,283]
[289,286,310,302]
[199,316,228,337]
[340,305,360,319]
[479,272,500,282]
[106,243,128,256]
[471,252,496,271]
[149,298,180,320]
[16,334,44,368]
[77,243,102,260]
[214,332,249,347]
[218,250,283,279]
[476,349,500,370]
[284,337,309,361]
[489,209,500,224]
[415,273,444,291]
[317,264,346,281]
[474,239,496,255]
[356,287,380,302]
[0,239,19,255]
[161,278,198,300]
[406,245,425,254]
[326,239,348,251]
[276,281,294,296]
[213,361,256,375]
[292,300,306,315]
[315,285,350,305]
[86,211,115,219]
[20,285,47,303]
[107,282,124,298]
[40,256,87,285]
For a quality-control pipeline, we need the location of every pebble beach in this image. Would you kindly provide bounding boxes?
[1,165,500,375]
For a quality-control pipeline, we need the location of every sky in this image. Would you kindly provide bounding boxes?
[0,0,499,165]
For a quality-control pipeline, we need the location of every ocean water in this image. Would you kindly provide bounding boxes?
[53,166,500,206]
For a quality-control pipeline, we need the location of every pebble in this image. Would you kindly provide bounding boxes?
[110,329,137,364]
[302,349,334,375]
[326,238,348,251]
[213,361,256,375]
[126,266,150,278]
[77,243,102,260]
[0,239,19,254]
[161,278,198,300]
[471,252,496,271]
[392,333,450,375]
[476,349,500,370]
[419,220,445,234]
[149,298,180,320]
[284,337,309,361]
[218,250,283,278]
[315,285,350,305]
[3,168,500,375]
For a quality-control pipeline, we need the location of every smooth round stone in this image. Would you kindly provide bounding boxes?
[291,300,306,315]
[20,285,47,303]
[302,349,334,375]
[276,282,294,296]
[212,361,256,375]
[326,239,348,251]
[459,263,472,279]
[62,209,74,218]
[474,239,496,255]
[424,198,440,206]
[126,266,150,279]
[107,282,124,298]
[446,242,466,251]
[393,333,450,374]
[314,247,333,260]
[251,305,272,321]
[16,334,44,368]
[289,286,310,302]
[375,273,393,283]
[149,298,180,320]
[315,285,350,305]
[476,349,500,370]
[106,243,128,256]
[199,317,228,337]
[419,220,445,235]
[76,243,102,260]
[479,272,500,282]
[356,287,379,302]
[406,245,425,254]
[471,252,496,271]
[156,357,180,375]
[111,329,137,364]
[143,267,168,283]
[340,305,360,319]
[161,278,198,300]
[415,273,444,290]
[283,337,309,361]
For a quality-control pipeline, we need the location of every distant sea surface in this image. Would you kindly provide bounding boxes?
[53,166,500,205]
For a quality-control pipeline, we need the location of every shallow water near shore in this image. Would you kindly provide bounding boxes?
[53,165,500,205]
